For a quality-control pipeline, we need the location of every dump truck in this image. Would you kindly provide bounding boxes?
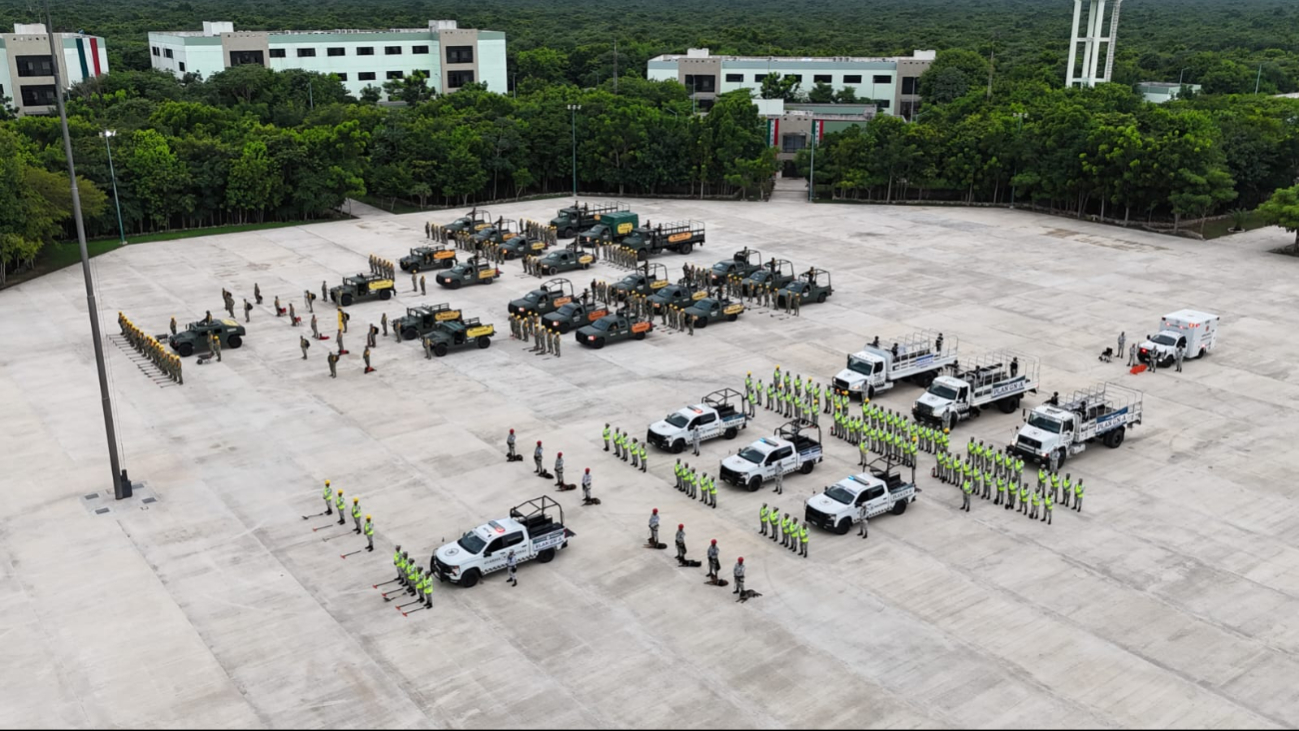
[431,497,573,588]
[427,317,495,356]
[775,268,833,308]
[610,262,670,299]
[442,208,492,234]
[719,419,823,492]
[804,457,917,534]
[646,388,749,453]
[578,210,639,247]
[399,245,457,273]
[395,303,462,341]
[834,331,959,400]
[435,256,500,289]
[1012,383,1144,469]
[741,258,795,296]
[537,244,596,275]
[168,317,246,357]
[912,351,1040,430]
[681,297,745,327]
[1139,309,1220,367]
[542,299,609,334]
[550,201,628,238]
[508,278,575,317]
[620,220,706,260]
[709,248,763,284]
[575,311,653,348]
[329,273,396,306]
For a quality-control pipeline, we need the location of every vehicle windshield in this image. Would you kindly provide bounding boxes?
[522,291,542,303]
[655,287,680,301]
[457,532,487,554]
[554,303,578,317]
[664,412,691,428]
[737,447,766,464]
[590,318,615,331]
[847,356,875,376]
[618,275,641,286]
[711,262,731,274]
[928,383,960,400]
[694,298,718,310]
[1151,333,1177,346]
[785,282,807,293]
[825,486,856,504]
[1027,413,1063,433]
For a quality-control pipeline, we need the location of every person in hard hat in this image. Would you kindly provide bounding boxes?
[335,489,345,525]
[534,440,544,475]
[422,566,433,606]
[675,524,687,562]
[733,557,746,595]
[351,496,363,533]
[554,452,565,487]
[394,545,405,583]
[322,479,333,515]
[364,515,374,551]
[706,539,720,581]
[506,550,518,587]
[507,429,516,460]
[581,468,593,504]
[648,509,660,547]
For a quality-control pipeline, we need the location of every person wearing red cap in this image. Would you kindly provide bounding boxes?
[554,452,565,487]
[648,509,660,547]
[581,468,593,503]
[733,557,745,595]
[506,429,516,460]
[706,539,720,581]
[675,523,687,561]
[534,440,544,475]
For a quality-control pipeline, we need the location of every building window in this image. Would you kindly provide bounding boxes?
[813,74,831,83]
[386,70,404,80]
[358,72,376,81]
[15,55,55,77]
[754,74,766,83]
[229,50,265,66]
[901,76,918,95]
[788,74,803,82]
[843,74,862,84]
[163,48,173,59]
[873,74,891,84]
[447,70,475,88]
[335,73,347,81]
[900,100,921,119]
[876,99,890,109]
[357,46,374,56]
[327,47,345,57]
[724,73,743,83]
[269,48,286,58]
[385,46,402,55]
[151,46,160,57]
[684,74,715,93]
[446,46,474,64]
[781,134,807,153]
[412,45,429,54]
[297,48,317,58]
[19,84,57,107]
[178,62,186,72]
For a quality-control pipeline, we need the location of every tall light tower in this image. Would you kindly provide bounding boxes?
[1066,0,1123,87]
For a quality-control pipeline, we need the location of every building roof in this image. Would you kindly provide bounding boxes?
[650,50,935,64]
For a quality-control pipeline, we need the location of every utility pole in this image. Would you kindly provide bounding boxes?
[45,0,128,499]
[99,130,126,245]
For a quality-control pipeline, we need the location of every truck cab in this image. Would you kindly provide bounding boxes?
[1013,384,1143,469]
[834,331,958,399]
[542,299,608,334]
[432,497,571,588]
[621,220,706,259]
[646,388,748,452]
[330,273,395,306]
[471,218,521,248]
[443,208,491,234]
[400,245,457,272]
[804,461,917,534]
[579,210,639,246]
[681,297,744,327]
[436,256,500,289]
[611,263,669,299]
[427,318,494,356]
[1139,309,1219,366]
[551,201,627,238]
[575,312,652,348]
[719,419,822,492]
[776,268,833,307]
[649,284,703,312]
[396,303,462,341]
[508,278,575,317]
[537,245,595,275]
[742,258,794,296]
[499,231,551,260]
[710,248,763,284]
[912,352,1039,430]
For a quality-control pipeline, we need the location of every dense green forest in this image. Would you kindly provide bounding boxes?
[2,0,1299,281]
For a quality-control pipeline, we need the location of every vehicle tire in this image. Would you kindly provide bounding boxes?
[679,243,693,255]
[746,477,762,493]
[448,279,462,290]
[561,227,573,239]
[593,338,605,349]
[401,263,412,272]
[634,332,646,341]
[723,427,738,440]
[433,343,449,357]
[1198,347,1207,359]
[402,327,418,341]
[477,337,491,350]
[227,335,242,349]
[178,342,194,357]
[816,292,827,303]
[1052,449,1067,470]
[696,318,708,328]
[537,548,556,564]
[341,293,354,307]
[836,519,851,535]
[799,461,814,475]
[459,569,480,588]
[637,250,649,263]
[1103,426,1125,449]
[997,397,1017,414]
[892,499,908,516]
[727,314,738,322]
[672,440,685,454]
[582,263,590,270]
[379,289,392,301]
[558,322,571,334]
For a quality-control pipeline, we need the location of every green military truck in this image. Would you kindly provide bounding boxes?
[537,244,596,275]
[649,283,705,313]
[682,297,745,327]
[709,248,763,285]
[508,278,575,318]
[330,273,396,306]
[471,218,522,248]
[576,311,654,349]
[499,230,551,260]
[621,220,706,261]
[776,268,834,307]
[400,245,457,273]
[427,317,495,357]
[436,256,500,289]
[611,263,670,299]
[443,208,492,234]
[578,210,639,247]
[542,299,610,334]
[742,258,794,296]
[551,201,628,238]
[395,303,463,341]
[168,317,246,357]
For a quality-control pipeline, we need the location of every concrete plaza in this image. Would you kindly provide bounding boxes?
[3,196,1299,728]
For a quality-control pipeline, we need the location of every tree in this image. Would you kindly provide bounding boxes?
[226,139,282,222]
[126,129,192,229]
[1258,185,1299,251]
[516,48,570,85]
[759,73,802,102]
[359,85,383,105]
[918,49,990,103]
[834,86,859,104]
[383,70,436,105]
[807,82,836,104]
[930,67,971,104]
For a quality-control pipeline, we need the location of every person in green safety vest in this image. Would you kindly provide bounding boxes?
[1043,490,1054,525]
[364,515,374,551]
[962,479,973,512]
[759,503,769,536]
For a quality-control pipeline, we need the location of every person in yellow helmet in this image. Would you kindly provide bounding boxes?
[335,489,346,525]
[351,496,363,533]
[364,515,374,551]
[322,479,332,516]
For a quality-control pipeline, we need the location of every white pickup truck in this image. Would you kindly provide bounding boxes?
[803,461,918,534]
[1012,384,1143,469]
[719,420,822,492]
[647,388,749,453]
[833,330,958,400]
[1139,309,1220,367]
[432,497,573,588]
[912,352,1040,430]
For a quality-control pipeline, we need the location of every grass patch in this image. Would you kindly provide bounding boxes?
[1194,210,1270,240]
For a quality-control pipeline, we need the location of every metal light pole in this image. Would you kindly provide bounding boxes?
[1178,66,1190,85]
[45,0,128,499]
[100,130,126,245]
[567,104,581,196]
[1254,64,1263,94]
[808,132,815,202]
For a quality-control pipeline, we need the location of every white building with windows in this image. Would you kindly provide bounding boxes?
[646,48,935,119]
[0,22,109,116]
[147,20,506,98]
